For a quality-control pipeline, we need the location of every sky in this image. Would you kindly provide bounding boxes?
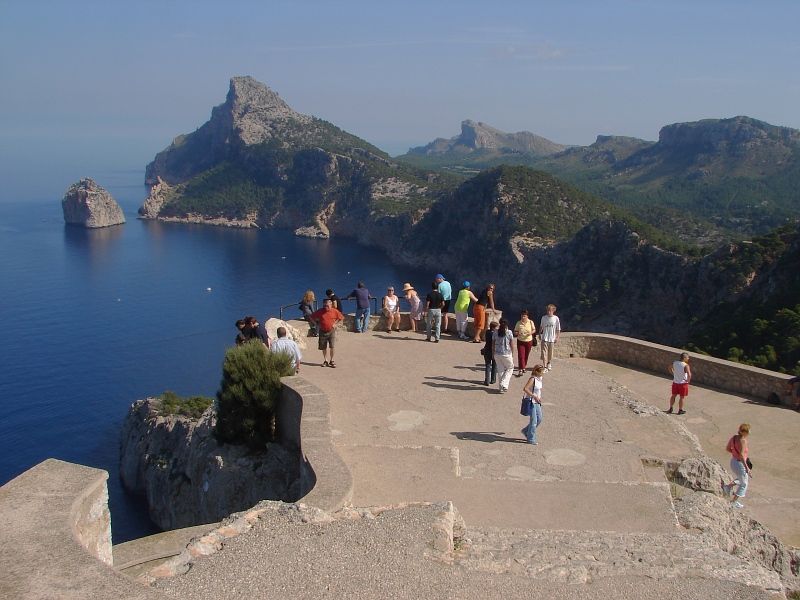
[1,0,799,199]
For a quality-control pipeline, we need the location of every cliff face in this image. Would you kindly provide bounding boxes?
[62,178,125,228]
[119,398,302,530]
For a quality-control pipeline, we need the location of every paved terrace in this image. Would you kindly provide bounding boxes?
[155,324,799,599]
[2,323,799,599]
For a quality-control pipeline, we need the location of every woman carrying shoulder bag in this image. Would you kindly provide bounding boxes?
[724,423,752,508]
[521,365,545,445]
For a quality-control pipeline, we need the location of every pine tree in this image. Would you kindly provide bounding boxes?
[214,341,293,450]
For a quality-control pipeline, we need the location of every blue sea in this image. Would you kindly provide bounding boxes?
[0,168,432,543]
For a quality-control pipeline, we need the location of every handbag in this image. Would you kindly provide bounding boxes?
[520,396,532,416]
[532,336,538,347]
[746,458,753,470]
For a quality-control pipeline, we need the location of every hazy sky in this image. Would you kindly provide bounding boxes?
[1,0,799,195]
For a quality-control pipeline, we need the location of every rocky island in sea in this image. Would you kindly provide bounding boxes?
[62,178,126,228]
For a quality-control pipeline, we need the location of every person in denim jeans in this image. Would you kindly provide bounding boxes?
[724,423,751,508]
[345,282,374,333]
[425,281,444,342]
[521,365,545,444]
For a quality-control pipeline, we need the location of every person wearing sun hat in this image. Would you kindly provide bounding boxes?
[402,282,423,332]
[454,281,478,340]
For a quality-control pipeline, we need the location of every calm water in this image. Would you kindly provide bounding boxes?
[0,169,431,542]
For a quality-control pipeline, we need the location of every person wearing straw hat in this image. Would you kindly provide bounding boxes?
[402,282,423,332]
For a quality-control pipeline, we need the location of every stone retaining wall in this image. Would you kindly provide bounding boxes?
[277,376,353,512]
[557,332,794,405]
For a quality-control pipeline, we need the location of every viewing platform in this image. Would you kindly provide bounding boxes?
[2,322,798,598]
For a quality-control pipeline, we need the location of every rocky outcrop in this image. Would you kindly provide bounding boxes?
[145,76,311,186]
[62,178,125,228]
[119,398,302,530]
[408,120,569,156]
[675,491,800,590]
[137,177,170,218]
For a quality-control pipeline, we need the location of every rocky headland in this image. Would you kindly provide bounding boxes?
[62,178,125,228]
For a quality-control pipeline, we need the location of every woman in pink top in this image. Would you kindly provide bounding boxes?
[724,423,751,508]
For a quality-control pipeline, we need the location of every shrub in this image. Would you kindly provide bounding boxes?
[214,341,294,450]
[157,390,213,419]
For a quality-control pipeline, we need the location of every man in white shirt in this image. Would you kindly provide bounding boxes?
[538,304,561,371]
[667,352,692,415]
[270,326,303,374]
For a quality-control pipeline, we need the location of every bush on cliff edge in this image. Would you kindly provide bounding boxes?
[214,341,294,450]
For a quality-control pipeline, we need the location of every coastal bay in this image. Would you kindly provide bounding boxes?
[0,168,433,542]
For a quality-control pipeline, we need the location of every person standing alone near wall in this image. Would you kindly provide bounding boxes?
[667,352,692,415]
[538,304,560,371]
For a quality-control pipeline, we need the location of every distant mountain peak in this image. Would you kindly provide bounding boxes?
[408,120,569,156]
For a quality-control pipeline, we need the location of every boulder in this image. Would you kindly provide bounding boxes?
[266,317,308,350]
[675,491,800,590]
[672,456,729,495]
[62,178,125,228]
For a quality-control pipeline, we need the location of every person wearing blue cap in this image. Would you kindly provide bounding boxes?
[454,281,478,340]
[435,274,452,333]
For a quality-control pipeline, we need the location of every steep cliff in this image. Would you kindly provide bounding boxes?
[62,178,125,228]
[140,76,454,241]
[119,398,302,530]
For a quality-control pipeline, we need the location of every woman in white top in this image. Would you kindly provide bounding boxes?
[521,364,545,444]
[492,318,515,393]
[382,286,401,333]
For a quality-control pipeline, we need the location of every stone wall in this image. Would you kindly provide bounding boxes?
[557,332,794,405]
[0,459,164,599]
[277,377,353,512]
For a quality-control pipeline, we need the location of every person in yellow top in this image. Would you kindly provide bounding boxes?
[513,310,536,377]
[453,281,478,340]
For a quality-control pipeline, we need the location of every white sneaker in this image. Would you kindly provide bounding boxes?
[732,501,744,509]
[546,363,552,371]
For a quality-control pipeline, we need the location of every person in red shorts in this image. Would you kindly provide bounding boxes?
[309,298,344,368]
[667,352,692,415]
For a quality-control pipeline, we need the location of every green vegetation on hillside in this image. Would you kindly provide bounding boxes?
[160,162,281,219]
[687,223,800,373]
[396,136,800,246]
[418,165,706,257]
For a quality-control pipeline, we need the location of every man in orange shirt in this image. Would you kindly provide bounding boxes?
[309,298,344,368]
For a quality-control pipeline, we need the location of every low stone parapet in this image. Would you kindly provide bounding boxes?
[557,332,793,405]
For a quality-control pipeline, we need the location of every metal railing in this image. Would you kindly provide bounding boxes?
[278,297,380,320]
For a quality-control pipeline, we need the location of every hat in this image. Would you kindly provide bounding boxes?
[435,274,444,280]
[402,283,414,292]
[463,281,470,287]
